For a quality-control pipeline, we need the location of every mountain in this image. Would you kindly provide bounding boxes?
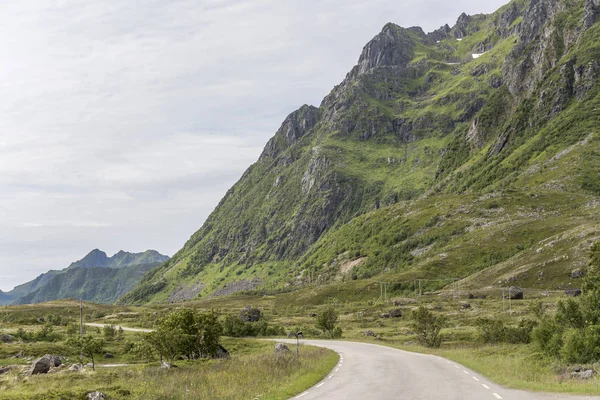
[1,250,169,305]
[67,249,168,269]
[13,263,161,305]
[122,0,600,305]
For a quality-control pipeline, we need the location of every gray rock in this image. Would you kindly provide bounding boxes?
[68,364,84,372]
[87,391,106,400]
[583,0,600,29]
[364,330,376,337]
[260,105,320,160]
[274,343,290,353]
[389,309,403,318]
[461,303,472,309]
[508,287,524,300]
[1,334,15,343]
[571,369,597,379]
[215,345,230,359]
[104,353,114,359]
[29,355,62,375]
[565,289,582,297]
[571,268,585,279]
[380,313,390,319]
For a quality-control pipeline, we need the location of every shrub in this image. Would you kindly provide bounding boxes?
[411,306,446,348]
[476,318,505,345]
[315,306,339,338]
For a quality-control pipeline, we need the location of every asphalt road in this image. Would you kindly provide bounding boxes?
[85,323,152,333]
[280,339,600,400]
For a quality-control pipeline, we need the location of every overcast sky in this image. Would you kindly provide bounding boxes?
[0,0,508,291]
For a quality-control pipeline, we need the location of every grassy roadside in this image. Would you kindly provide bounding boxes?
[0,340,338,400]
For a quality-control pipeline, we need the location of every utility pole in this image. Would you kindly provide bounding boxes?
[79,298,83,364]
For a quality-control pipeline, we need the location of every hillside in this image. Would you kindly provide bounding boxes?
[122,0,600,305]
[1,249,168,305]
[12,263,161,305]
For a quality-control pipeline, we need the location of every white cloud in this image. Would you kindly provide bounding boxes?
[0,0,508,291]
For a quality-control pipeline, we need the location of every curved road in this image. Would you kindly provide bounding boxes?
[280,340,600,400]
[85,324,598,399]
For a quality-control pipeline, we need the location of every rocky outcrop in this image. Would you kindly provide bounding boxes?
[497,2,522,37]
[428,24,451,42]
[87,392,106,400]
[452,13,472,39]
[583,0,600,29]
[260,105,320,160]
[354,23,415,77]
[574,60,600,100]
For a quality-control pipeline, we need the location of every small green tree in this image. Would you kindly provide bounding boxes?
[144,309,223,363]
[411,306,446,348]
[68,335,104,370]
[315,306,339,338]
[103,324,116,340]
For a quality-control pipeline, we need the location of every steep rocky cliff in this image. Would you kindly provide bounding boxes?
[122,0,600,304]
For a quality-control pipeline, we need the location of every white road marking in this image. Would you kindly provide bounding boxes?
[328,375,333,379]
[335,368,339,372]
[296,393,307,398]
[493,394,503,399]
[463,370,470,375]
[316,383,324,388]
[482,384,490,390]
[454,365,460,369]
[472,376,480,382]
[446,360,451,364]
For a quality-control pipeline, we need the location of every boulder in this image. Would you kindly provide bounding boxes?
[104,353,114,359]
[364,330,376,337]
[69,364,84,372]
[310,313,317,318]
[461,303,471,309]
[1,334,15,343]
[274,343,290,353]
[468,293,475,299]
[215,345,230,359]
[565,289,582,297]
[508,287,524,300]
[239,306,261,322]
[87,392,106,400]
[380,313,390,319]
[389,309,403,318]
[570,269,585,279]
[571,369,597,379]
[29,355,61,375]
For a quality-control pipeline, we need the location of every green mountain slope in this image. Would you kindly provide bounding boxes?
[122,0,600,305]
[13,263,162,305]
[1,249,169,305]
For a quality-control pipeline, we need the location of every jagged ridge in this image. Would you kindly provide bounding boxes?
[122,0,600,304]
